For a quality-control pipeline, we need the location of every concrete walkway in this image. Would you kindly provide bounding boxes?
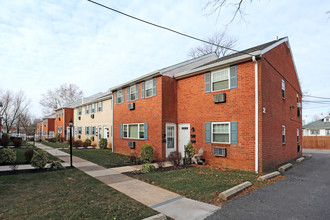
[36,143,220,220]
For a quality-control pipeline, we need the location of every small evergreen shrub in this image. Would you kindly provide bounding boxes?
[50,161,65,170]
[184,142,195,164]
[55,134,61,142]
[140,143,154,163]
[31,149,48,169]
[24,149,34,163]
[1,133,10,147]
[167,151,182,166]
[13,138,22,148]
[141,163,156,173]
[99,138,108,149]
[85,139,92,146]
[0,148,16,164]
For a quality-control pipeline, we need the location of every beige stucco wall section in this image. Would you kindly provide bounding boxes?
[74,97,113,148]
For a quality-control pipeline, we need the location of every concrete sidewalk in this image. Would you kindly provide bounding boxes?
[36,143,220,220]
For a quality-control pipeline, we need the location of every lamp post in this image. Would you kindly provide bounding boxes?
[33,125,36,148]
[69,120,73,167]
[0,101,3,136]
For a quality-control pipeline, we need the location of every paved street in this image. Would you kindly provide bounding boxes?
[206,149,330,220]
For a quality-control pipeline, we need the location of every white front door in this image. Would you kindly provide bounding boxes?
[104,126,108,138]
[178,123,190,158]
[166,123,176,157]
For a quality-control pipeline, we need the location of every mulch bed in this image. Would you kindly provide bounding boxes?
[123,164,194,177]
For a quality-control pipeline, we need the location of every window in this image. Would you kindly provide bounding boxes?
[214,147,226,157]
[297,93,299,102]
[91,126,96,135]
[85,105,89,114]
[297,128,299,143]
[57,126,63,134]
[78,107,82,115]
[117,89,124,104]
[145,80,153,98]
[282,125,286,144]
[167,125,175,149]
[91,103,95,113]
[97,102,102,112]
[130,85,138,101]
[85,126,90,135]
[123,123,145,139]
[282,79,285,99]
[44,131,47,135]
[212,69,229,91]
[326,129,330,136]
[212,122,230,143]
[311,130,320,135]
[78,127,82,135]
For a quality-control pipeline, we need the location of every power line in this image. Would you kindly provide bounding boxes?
[304,106,330,109]
[303,95,330,100]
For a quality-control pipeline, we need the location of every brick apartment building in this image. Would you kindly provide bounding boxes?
[113,37,302,172]
[54,107,74,140]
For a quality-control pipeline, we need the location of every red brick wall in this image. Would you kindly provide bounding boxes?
[260,42,302,171]
[177,62,256,171]
[113,76,164,161]
[48,119,55,133]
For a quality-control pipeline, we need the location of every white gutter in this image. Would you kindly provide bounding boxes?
[253,56,259,173]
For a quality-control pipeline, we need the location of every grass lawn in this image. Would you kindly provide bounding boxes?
[42,141,69,148]
[15,147,59,163]
[134,166,284,206]
[61,149,131,166]
[0,169,158,219]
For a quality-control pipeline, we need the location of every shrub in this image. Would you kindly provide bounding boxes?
[55,134,61,142]
[85,139,92,146]
[50,161,65,170]
[167,151,182,166]
[1,133,10,147]
[13,138,22,148]
[73,140,83,148]
[99,138,108,149]
[83,141,89,148]
[140,143,154,163]
[60,137,65,143]
[31,149,48,169]
[184,142,195,164]
[129,152,138,165]
[0,148,16,164]
[24,149,34,163]
[141,163,156,173]
[46,138,56,143]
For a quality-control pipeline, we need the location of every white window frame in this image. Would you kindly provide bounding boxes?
[130,85,138,101]
[211,122,230,144]
[97,102,102,112]
[123,123,145,139]
[57,126,63,134]
[85,105,89,114]
[117,89,124,103]
[282,79,285,99]
[78,107,82,115]
[297,128,299,143]
[311,130,319,135]
[326,129,330,136]
[78,127,82,135]
[91,103,95,113]
[211,68,230,92]
[282,125,286,144]
[145,79,153,98]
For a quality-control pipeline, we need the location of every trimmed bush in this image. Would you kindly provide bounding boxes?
[1,133,10,147]
[167,151,182,166]
[13,138,22,148]
[31,149,48,169]
[140,144,154,163]
[184,142,195,164]
[85,139,91,146]
[24,149,34,163]
[99,138,108,149]
[0,148,16,164]
[50,161,65,170]
[141,163,156,173]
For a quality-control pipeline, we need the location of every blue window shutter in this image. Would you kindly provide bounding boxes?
[120,124,123,138]
[136,84,139,100]
[114,92,117,105]
[141,82,145,99]
[205,72,211,93]
[126,87,130,102]
[152,78,157,96]
[144,123,148,140]
[205,122,211,143]
[231,121,238,144]
[230,66,237,89]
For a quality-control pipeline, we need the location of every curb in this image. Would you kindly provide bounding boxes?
[143,213,167,220]
[296,157,305,163]
[278,163,292,172]
[257,171,281,181]
[303,154,312,159]
[219,181,252,201]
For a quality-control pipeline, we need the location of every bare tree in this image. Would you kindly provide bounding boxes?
[188,30,236,58]
[39,83,83,115]
[18,110,35,135]
[0,90,30,134]
[204,0,251,24]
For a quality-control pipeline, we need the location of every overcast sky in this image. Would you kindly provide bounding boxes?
[0,0,329,122]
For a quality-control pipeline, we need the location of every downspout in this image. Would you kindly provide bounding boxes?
[112,96,114,152]
[253,56,259,173]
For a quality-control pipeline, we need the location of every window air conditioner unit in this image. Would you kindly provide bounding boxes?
[213,93,226,104]
[128,141,135,149]
[78,116,81,120]
[91,114,94,119]
[297,102,302,108]
[213,147,226,157]
[128,102,135,110]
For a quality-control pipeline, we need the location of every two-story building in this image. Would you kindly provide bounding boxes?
[112,37,302,172]
[54,106,74,140]
[73,91,113,147]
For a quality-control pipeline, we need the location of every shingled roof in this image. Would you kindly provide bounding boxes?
[303,116,330,129]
